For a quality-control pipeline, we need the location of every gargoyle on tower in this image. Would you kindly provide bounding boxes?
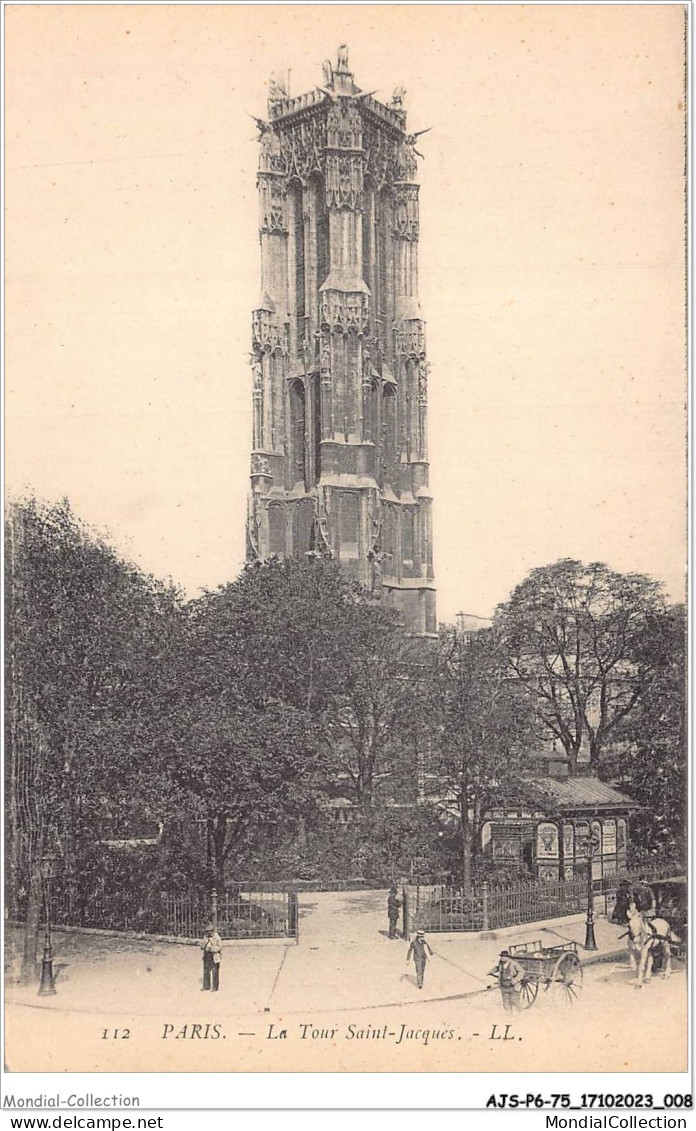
[247,45,436,635]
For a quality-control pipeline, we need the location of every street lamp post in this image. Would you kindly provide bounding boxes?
[584,831,601,952]
[38,852,58,996]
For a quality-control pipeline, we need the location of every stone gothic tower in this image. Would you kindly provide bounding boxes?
[247,46,436,635]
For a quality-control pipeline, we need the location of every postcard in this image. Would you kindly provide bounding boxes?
[4,3,688,1083]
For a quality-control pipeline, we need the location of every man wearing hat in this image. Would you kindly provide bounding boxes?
[611,874,633,925]
[407,930,433,989]
[387,885,401,939]
[199,922,223,991]
[498,949,525,1011]
[632,876,656,921]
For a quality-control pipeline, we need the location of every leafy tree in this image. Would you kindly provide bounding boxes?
[205,557,425,809]
[606,604,687,858]
[206,557,363,715]
[424,627,536,892]
[494,559,668,773]
[5,497,179,979]
[321,604,427,808]
[367,805,452,881]
[245,805,453,885]
[156,573,331,888]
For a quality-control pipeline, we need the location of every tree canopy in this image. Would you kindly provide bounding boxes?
[6,497,179,853]
[607,604,687,858]
[494,559,668,772]
[423,627,536,890]
[7,501,686,932]
[156,567,333,887]
[200,558,423,808]
[6,497,179,976]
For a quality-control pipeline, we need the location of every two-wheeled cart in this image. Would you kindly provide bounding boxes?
[492,939,583,1010]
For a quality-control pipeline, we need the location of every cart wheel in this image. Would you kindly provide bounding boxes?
[552,952,583,1006]
[518,976,539,1010]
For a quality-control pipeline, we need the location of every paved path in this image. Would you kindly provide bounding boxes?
[5,953,687,1074]
[297,889,389,945]
[5,891,632,1019]
[5,891,688,1072]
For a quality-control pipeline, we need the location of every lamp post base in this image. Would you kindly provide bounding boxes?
[38,945,56,996]
[584,917,598,951]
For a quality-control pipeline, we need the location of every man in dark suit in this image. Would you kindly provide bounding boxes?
[199,923,222,991]
[407,931,433,988]
[387,886,401,939]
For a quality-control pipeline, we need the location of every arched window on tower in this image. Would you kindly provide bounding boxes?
[382,504,397,569]
[339,493,360,561]
[312,173,329,294]
[402,508,415,575]
[288,180,305,354]
[381,385,397,489]
[312,372,322,481]
[363,378,379,444]
[288,379,306,489]
[346,331,360,438]
[268,504,287,557]
[292,498,314,558]
[377,187,393,360]
[363,178,376,334]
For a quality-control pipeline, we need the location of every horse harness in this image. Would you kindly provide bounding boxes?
[630,915,671,948]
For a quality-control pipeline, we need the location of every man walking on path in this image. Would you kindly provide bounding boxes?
[407,930,433,988]
[498,949,525,1011]
[387,886,401,939]
[199,923,222,991]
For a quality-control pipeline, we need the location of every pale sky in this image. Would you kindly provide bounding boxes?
[5,4,687,623]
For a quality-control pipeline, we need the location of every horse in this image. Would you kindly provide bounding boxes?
[626,903,680,987]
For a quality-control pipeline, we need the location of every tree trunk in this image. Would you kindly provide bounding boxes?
[206,818,214,886]
[60,776,79,880]
[211,816,227,893]
[561,737,580,776]
[588,729,604,771]
[459,796,473,894]
[20,864,43,985]
[472,800,483,863]
[357,764,373,809]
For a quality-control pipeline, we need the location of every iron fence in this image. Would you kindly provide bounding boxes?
[9,858,684,940]
[226,876,449,892]
[162,888,291,939]
[407,860,686,935]
[226,877,381,893]
[43,883,295,940]
[49,885,163,934]
[406,880,586,933]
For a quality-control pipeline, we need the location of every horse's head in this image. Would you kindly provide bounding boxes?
[626,904,647,942]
